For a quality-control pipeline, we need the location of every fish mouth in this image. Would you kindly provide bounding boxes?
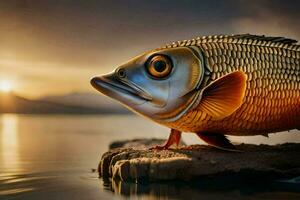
[91,74,152,102]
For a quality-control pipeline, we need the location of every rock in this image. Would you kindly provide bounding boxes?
[99,139,300,182]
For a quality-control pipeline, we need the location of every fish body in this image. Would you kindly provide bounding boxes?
[162,34,300,136]
[91,34,300,150]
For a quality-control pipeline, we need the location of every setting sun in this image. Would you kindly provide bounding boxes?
[0,80,12,93]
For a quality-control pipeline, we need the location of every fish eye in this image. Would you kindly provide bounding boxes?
[146,55,172,78]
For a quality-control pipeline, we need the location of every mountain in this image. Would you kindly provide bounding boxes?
[40,92,129,113]
[0,92,129,114]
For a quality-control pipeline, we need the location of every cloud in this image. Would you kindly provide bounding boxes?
[0,0,299,97]
[0,59,96,98]
[230,0,300,41]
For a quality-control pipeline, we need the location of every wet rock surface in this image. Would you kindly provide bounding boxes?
[99,139,300,182]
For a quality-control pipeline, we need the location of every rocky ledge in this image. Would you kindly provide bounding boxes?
[98,139,300,182]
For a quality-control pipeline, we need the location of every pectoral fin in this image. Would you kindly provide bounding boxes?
[197,71,247,120]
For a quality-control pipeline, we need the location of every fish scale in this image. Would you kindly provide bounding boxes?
[162,34,300,136]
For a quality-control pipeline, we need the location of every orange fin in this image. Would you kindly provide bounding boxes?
[196,132,240,152]
[197,71,247,120]
[150,129,182,150]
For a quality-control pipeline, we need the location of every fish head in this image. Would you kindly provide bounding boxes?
[91,47,204,122]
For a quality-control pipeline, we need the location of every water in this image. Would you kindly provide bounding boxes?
[0,114,299,200]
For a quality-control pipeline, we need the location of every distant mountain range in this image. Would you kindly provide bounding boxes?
[0,92,130,114]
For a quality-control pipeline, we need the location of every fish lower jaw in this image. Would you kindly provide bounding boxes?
[91,76,148,105]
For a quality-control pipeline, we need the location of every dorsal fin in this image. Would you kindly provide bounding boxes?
[159,34,299,52]
[232,34,298,45]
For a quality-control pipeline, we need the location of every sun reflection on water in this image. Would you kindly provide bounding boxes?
[0,114,20,171]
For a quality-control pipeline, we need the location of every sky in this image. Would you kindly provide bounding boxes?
[0,0,299,99]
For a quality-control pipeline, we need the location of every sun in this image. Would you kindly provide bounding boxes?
[0,80,13,93]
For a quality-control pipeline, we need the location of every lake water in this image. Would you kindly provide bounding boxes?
[0,114,299,200]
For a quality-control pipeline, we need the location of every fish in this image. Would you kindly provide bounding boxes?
[91,34,300,151]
